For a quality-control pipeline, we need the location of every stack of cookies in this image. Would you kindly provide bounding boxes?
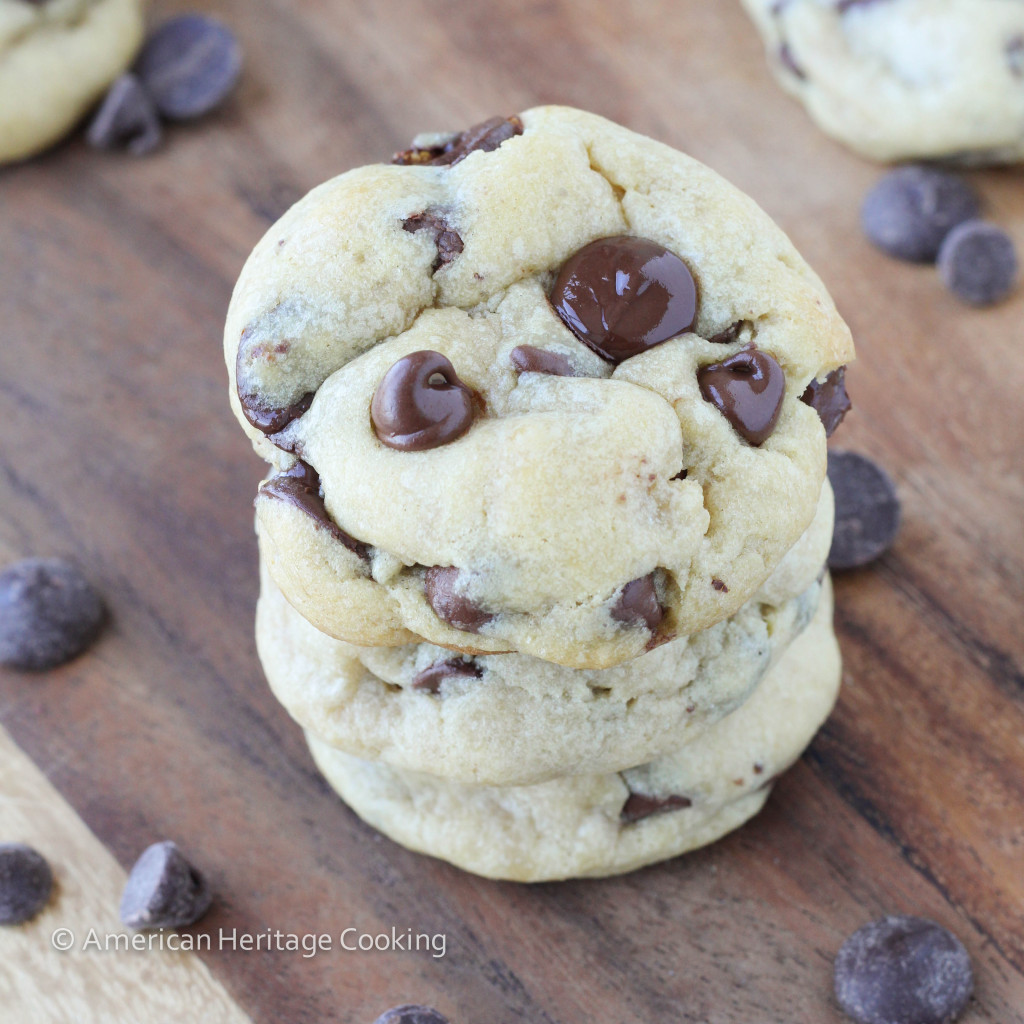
[223,106,854,882]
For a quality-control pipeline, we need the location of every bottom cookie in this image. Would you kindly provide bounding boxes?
[308,578,840,881]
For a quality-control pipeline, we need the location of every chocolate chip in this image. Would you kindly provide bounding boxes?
[801,366,851,438]
[373,1008,449,1024]
[85,74,162,156]
[698,347,785,446]
[392,115,523,167]
[402,213,464,272]
[510,345,575,376]
[827,450,901,570]
[424,567,493,633]
[707,320,749,345]
[411,658,482,694]
[834,916,973,1024]
[0,844,53,925]
[261,461,369,558]
[239,389,315,436]
[0,559,105,672]
[861,166,981,264]
[611,574,664,633]
[135,15,242,120]
[119,841,212,929]
[937,220,1018,307]
[550,236,698,363]
[621,792,692,824]
[371,351,476,451]
[711,578,729,593]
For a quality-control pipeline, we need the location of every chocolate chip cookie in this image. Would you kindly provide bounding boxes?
[742,0,1024,163]
[0,0,144,164]
[226,105,853,669]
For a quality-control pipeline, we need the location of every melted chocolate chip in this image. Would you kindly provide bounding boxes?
[510,345,575,376]
[411,658,482,694]
[550,236,698,363]
[707,321,749,345]
[371,351,476,451]
[392,115,523,167]
[834,916,973,1024]
[621,792,692,824]
[424,567,493,633]
[801,366,851,437]
[235,326,315,435]
[261,461,368,558]
[402,212,464,272]
[697,347,785,446]
[240,389,315,435]
[611,574,664,633]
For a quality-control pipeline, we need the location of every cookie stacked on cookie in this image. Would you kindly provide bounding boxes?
[224,106,854,881]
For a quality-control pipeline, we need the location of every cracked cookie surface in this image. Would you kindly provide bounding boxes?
[0,0,144,163]
[226,105,853,668]
[307,576,841,881]
[742,0,1024,163]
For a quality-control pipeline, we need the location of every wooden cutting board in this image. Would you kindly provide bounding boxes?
[2,1,1022,1021]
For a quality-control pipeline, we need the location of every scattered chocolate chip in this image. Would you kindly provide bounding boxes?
[411,658,482,694]
[778,43,806,79]
[0,558,105,672]
[550,236,698,363]
[698,348,785,446]
[135,15,242,120]
[402,212,464,272]
[801,365,852,438]
[424,567,493,633]
[261,461,369,558]
[827,450,901,570]
[119,841,212,929]
[373,1008,449,1024]
[707,321,749,345]
[611,575,664,633]
[392,115,523,167]
[621,792,692,824]
[0,844,53,925]
[861,166,981,264]
[937,220,1018,307]
[834,916,973,1024]
[371,351,476,451]
[711,578,729,593]
[85,74,162,155]
[510,345,575,376]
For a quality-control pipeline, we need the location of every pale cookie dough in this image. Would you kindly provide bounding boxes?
[307,577,841,882]
[258,483,833,786]
[742,0,1024,163]
[228,105,853,669]
[0,0,144,164]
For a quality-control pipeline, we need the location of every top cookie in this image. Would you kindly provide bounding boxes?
[0,0,144,164]
[742,0,1024,164]
[225,105,853,668]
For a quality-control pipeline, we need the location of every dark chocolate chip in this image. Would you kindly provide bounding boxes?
[119,841,212,930]
[85,74,162,156]
[861,166,981,264]
[550,236,698,363]
[411,658,482,694]
[373,1007,449,1024]
[135,15,242,120]
[611,574,664,633]
[834,916,973,1024]
[510,345,575,376]
[235,326,315,436]
[392,115,523,167]
[261,461,369,558]
[698,347,786,446]
[239,389,314,436]
[402,213,464,272]
[424,567,493,633]
[937,220,1018,307]
[0,844,53,925]
[621,792,692,824]
[0,558,105,672]
[827,450,901,570]
[801,365,852,438]
[371,351,476,451]
[711,578,729,593]
[778,43,806,79]
[707,320,749,345]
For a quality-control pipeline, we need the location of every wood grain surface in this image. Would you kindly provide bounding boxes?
[1,1,1022,1022]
